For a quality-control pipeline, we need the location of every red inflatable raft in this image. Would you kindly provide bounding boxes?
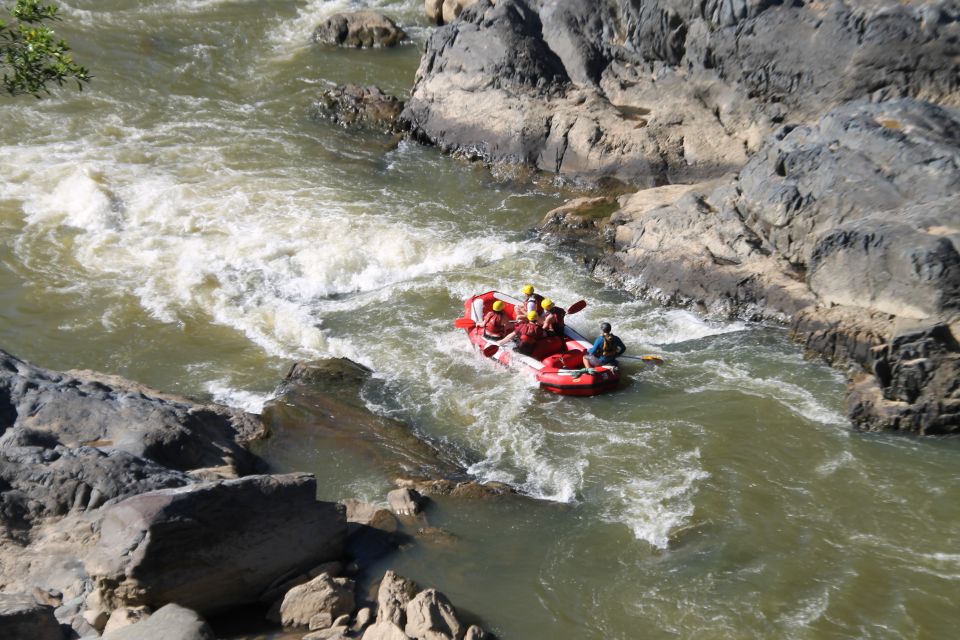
[456,291,620,396]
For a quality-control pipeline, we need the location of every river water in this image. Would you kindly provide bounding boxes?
[1,1,958,638]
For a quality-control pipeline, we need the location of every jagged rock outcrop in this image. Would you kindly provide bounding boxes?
[541,98,960,434]
[404,0,959,185]
[0,349,264,477]
[0,350,357,635]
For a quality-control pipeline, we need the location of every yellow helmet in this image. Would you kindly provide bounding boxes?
[542,298,553,309]
[526,310,538,321]
[522,284,535,295]
[492,300,505,311]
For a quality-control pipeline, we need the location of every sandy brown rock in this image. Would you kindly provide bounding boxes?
[405,588,463,640]
[280,573,355,629]
[313,11,406,48]
[363,620,410,640]
[377,570,418,628]
[101,603,213,640]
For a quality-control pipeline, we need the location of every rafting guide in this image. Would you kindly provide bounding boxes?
[585,322,627,367]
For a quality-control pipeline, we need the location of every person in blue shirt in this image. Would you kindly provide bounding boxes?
[585,322,626,367]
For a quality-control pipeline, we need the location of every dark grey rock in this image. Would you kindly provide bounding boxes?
[0,350,265,476]
[540,98,959,434]
[312,84,405,133]
[403,0,959,184]
[86,473,346,614]
[0,593,62,640]
[0,441,189,537]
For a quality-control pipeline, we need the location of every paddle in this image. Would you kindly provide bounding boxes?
[619,354,665,363]
[482,344,499,357]
[454,318,476,329]
[566,299,586,314]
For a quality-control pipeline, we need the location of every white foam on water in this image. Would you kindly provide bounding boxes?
[778,586,832,627]
[6,147,532,362]
[692,359,847,426]
[634,308,748,346]
[602,447,709,549]
[205,379,272,414]
[816,450,859,476]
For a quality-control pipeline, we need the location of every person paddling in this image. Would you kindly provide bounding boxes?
[521,284,544,318]
[481,300,509,341]
[585,322,626,367]
[539,298,566,337]
[498,310,544,356]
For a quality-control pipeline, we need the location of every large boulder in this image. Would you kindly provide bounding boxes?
[312,11,406,48]
[363,621,409,640]
[404,589,464,640]
[279,573,355,629]
[0,349,264,476]
[101,603,213,640]
[0,593,62,640]
[85,473,346,613]
[376,570,418,628]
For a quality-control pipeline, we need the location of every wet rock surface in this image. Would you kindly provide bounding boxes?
[313,84,405,133]
[262,359,466,480]
[312,11,407,48]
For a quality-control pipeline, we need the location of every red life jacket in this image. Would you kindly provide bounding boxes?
[525,293,545,314]
[542,307,565,334]
[482,310,507,336]
[517,320,543,344]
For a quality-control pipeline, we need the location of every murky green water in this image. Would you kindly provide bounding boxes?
[1,1,958,638]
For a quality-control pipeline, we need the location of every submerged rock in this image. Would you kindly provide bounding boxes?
[263,358,464,480]
[313,12,406,48]
[313,84,405,133]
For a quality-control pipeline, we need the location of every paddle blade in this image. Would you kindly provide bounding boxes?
[454,318,476,329]
[567,300,587,315]
[482,344,499,357]
[641,355,665,364]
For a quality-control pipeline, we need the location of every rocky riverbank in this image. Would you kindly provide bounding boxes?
[0,349,497,639]
[391,0,959,434]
